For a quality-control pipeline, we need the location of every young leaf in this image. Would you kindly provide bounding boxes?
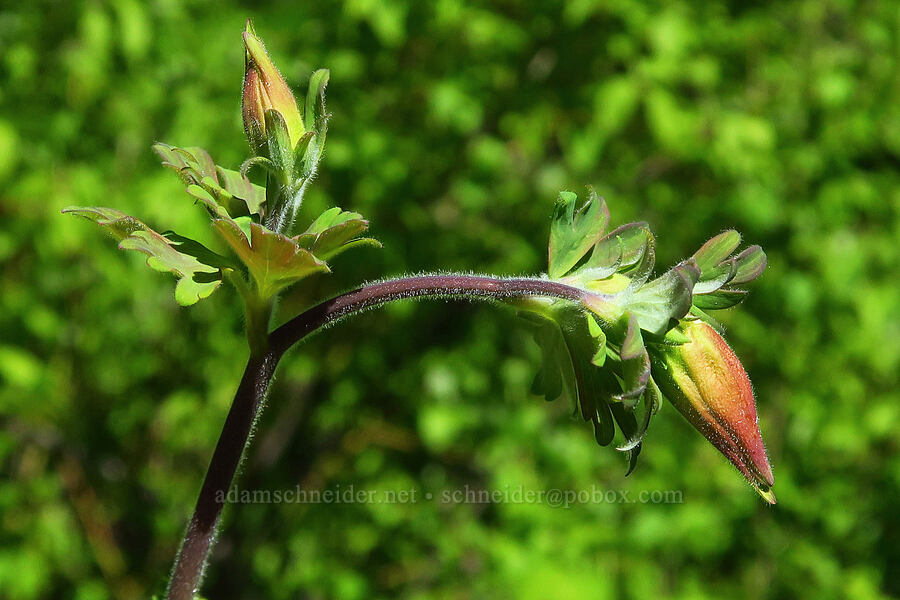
[186,184,232,219]
[264,109,295,185]
[521,305,617,446]
[626,260,701,335]
[586,313,607,367]
[63,206,222,306]
[560,312,617,446]
[162,232,237,271]
[612,313,651,407]
[213,218,329,300]
[548,188,610,279]
[296,69,330,180]
[612,377,661,475]
[154,143,266,217]
[603,222,653,270]
[692,259,736,295]
[730,245,767,285]
[521,312,577,406]
[214,166,266,215]
[295,207,381,261]
[693,229,741,272]
[154,144,218,182]
[622,229,657,291]
[304,69,330,133]
[693,289,748,310]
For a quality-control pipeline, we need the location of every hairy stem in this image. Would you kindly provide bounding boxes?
[166,275,589,600]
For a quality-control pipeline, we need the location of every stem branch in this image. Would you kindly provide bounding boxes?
[166,275,588,600]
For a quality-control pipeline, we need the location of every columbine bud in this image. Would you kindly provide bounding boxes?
[241,20,305,154]
[653,319,775,503]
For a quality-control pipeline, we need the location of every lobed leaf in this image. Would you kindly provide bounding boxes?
[63,206,222,306]
[548,188,610,279]
[522,306,617,446]
[295,207,382,261]
[213,218,329,300]
[154,143,265,218]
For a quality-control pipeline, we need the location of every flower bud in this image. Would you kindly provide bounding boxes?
[241,21,305,154]
[653,320,775,503]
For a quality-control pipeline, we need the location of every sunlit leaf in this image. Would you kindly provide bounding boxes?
[548,188,610,279]
[213,218,329,300]
[295,207,382,261]
[63,206,222,305]
[693,229,741,272]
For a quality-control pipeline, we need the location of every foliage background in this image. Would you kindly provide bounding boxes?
[1,0,898,598]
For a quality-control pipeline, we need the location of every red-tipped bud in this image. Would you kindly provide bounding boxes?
[654,320,775,503]
[241,20,304,153]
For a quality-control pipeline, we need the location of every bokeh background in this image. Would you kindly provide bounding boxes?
[2,1,899,598]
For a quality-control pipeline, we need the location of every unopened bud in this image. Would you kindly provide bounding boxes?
[241,21,305,154]
[653,320,775,503]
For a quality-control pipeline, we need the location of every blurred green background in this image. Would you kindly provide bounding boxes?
[2,0,899,598]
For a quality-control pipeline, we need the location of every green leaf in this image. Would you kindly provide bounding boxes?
[607,222,653,270]
[612,313,651,407]
[693,229,741,272]
[663,327,692,345]
[213,218,329,300]
[626,260,701,335]
[563,222,654,290]
[186,184,231,219]
[154,143,265,217]
[574,235,623,282]
[730,245,767,284]
[304,69,330,133]
[214,166,266,215]
[292,131,316,173]
[692,259,737,295]
[622,229,656,290]
[612,377,661,475]
[559,311,617,446]
[154,144,218,182]
[522,306,617,446]
[161,232,237,271]
[521,312,577,405]
[586,313,607,367]
[63,206,222,306]
[295,69,330,181]
[692,288,748,310]
[548,188,610,279]
[295,207,381,261]
[264,109,294,183]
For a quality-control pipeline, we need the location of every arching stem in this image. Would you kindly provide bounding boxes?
[166,275,591,600]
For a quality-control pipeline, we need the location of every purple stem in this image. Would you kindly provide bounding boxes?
[166,275,588,600]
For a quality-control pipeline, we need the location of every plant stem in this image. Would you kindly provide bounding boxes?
[166,275,590,600]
